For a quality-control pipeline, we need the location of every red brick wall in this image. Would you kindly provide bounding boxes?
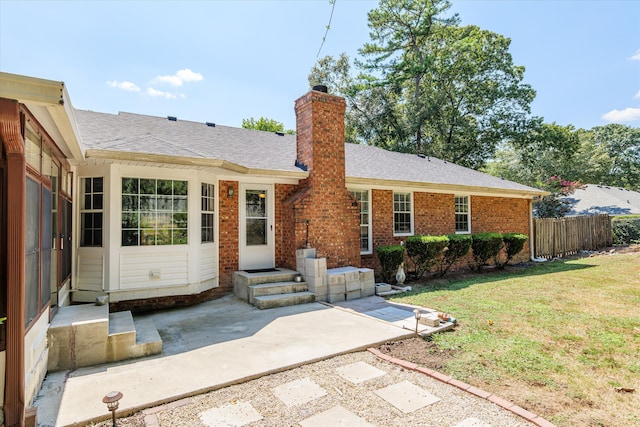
[218,180,239,290]
[414,192,455,235]
[275,183,299,269]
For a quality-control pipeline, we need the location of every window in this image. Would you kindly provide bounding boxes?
[201,183,215,243]
[455,196,471,233]
[393,192,413,235]
[80,177,103,247]
[121,178,188,246]
[349,189,371,253]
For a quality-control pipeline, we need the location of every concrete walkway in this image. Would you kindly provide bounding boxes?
[34,296,415,426]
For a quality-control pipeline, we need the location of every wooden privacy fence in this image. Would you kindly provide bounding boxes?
[534,214,613,259]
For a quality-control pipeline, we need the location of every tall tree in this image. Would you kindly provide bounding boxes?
[241,117,295,134]
[309,0,537,169]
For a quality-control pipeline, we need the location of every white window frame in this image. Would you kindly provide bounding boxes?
[349,189,372,254]
[393,192,414,236]
[201,182,215,243]
[80,177,104,247]
[455,195,471,234]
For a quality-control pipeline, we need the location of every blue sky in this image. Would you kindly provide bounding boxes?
[1,0,639,132]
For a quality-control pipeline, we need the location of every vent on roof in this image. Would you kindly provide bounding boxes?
[167,116,177,121]
[417,153,425,158]
[295,159,308,171]
[275,131,284,136]
[312,84,328,93]
[206,122,216,127]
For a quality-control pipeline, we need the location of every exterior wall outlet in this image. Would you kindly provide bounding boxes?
[149,270,161,279]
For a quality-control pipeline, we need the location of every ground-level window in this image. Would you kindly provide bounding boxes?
[121,178,188,246]
[393,192,413,235]
[455,195,471,233]
[80,177,103,247]
[201,183,215,243]
[349,189,371,253]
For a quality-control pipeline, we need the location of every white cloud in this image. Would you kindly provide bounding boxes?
[107,80,140,92]
[601,107,640,123]
[153,69,204,86]
[630,49,640,60]
[634,90,640,100]
[146,87,177,99]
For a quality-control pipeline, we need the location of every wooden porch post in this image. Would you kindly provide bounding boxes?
[0,98,26,427]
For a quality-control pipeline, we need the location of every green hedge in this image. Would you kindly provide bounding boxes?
[405,235,449,279]
[612,215,640,245]
[438,234,472,276]
[375,245,405,282]
[496,233,528,268]
[471,232,504,271]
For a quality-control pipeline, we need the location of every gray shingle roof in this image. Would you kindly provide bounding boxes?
[75,109,544,195]
[565,185,640,215]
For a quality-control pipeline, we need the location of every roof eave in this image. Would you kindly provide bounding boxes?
[0,72,85,161]
[85,149,309,179]
[346,176,549,199]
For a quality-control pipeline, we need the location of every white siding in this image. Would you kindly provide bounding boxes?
[119,249,189,289]
[76,252,104,291]
[200,243,217,281]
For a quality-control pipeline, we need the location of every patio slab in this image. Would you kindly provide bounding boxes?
[273,377,327,407]
[336,361,386,384]
[299,405,376,427]
[374,380,441,413]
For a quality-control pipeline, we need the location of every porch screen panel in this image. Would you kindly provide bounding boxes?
[25,178,40,327]
[246,189,267,246]
[61,199,72,281]
[41,187,52,309]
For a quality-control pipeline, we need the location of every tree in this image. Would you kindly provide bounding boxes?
[241,117,295,134]
[534,176,584,218]
[309,0,537,169]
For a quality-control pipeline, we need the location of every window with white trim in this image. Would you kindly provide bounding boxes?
[393,192,413,235]
[80,177,103,247]
[455,196,471,233]
[349,189,371,253]
[201,183,215,243]
[121,178,188,246]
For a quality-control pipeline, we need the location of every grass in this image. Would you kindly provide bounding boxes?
[390,251,640,426]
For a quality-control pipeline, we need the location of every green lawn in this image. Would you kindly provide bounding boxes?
[390,251,640,426]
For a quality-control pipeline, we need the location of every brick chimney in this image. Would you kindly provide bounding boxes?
[288,85,361,268]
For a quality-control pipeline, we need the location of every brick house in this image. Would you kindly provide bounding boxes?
[0,72,545,425]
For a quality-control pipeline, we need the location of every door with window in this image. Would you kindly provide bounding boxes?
[239,183,274,270]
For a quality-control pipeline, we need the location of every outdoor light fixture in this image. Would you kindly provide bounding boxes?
[227,185,235,198]
[102,391,123,426]
[413,309,422,335]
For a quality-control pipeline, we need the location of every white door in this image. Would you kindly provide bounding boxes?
[239,183,275,270]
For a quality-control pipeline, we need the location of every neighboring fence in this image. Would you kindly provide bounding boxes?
[534,214,613,259]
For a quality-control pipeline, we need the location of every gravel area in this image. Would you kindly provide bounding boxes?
[89,350,533,427]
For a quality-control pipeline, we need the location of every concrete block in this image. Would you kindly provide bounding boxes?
[346,280,361,292]
[344,270,359,283]
[375,283,392,294]
[346,290,361,300]
[361,285,375,297]
[328,281,346,294]
[358,268,375,282]
[327,292,346,303]
[305,275,325,290]
[296,248,317,259]
[304,258,327,278]
[313,285,328,302]
[327,273,345,285]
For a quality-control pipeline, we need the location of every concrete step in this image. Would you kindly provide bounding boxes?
[107,311,137,361]
[253,291,315,310]
[130,317,163,358]
[248,281,308,304]
[233,268,301,301]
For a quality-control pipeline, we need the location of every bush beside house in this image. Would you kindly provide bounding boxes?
[612,215,640,244]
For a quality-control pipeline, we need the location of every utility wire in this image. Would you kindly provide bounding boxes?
[316,0,336,58]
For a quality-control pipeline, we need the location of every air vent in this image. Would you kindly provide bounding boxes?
[417,153,425,158]
[167,116,177,121]
[206,122,216,127]
[312,84,328,93]
[275,131,284,136]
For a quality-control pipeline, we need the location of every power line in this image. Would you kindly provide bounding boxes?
[316,0,337,58]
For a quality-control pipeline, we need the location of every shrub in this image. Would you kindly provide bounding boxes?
[405,235,449,279]
[496,233,528,268]
[612,215,640,245]
[438,234,472,276]
[471,232,503,271]
[375,245,405,282]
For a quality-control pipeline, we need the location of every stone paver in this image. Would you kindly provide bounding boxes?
[374,380,441,413]
[298,405,376,427]
[199,400,262,427]
[273,377,327,407]
[336,361,386,384]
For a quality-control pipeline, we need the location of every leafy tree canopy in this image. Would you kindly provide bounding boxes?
[309,0,537,169]
[241,117,295,134]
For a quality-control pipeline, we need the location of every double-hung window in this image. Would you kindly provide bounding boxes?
[122,178,188,246]
[393,192,413,235]
[201,183,215,243]
[455,196,471,233]
[80,177,104,247]
[349,189,371,254]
